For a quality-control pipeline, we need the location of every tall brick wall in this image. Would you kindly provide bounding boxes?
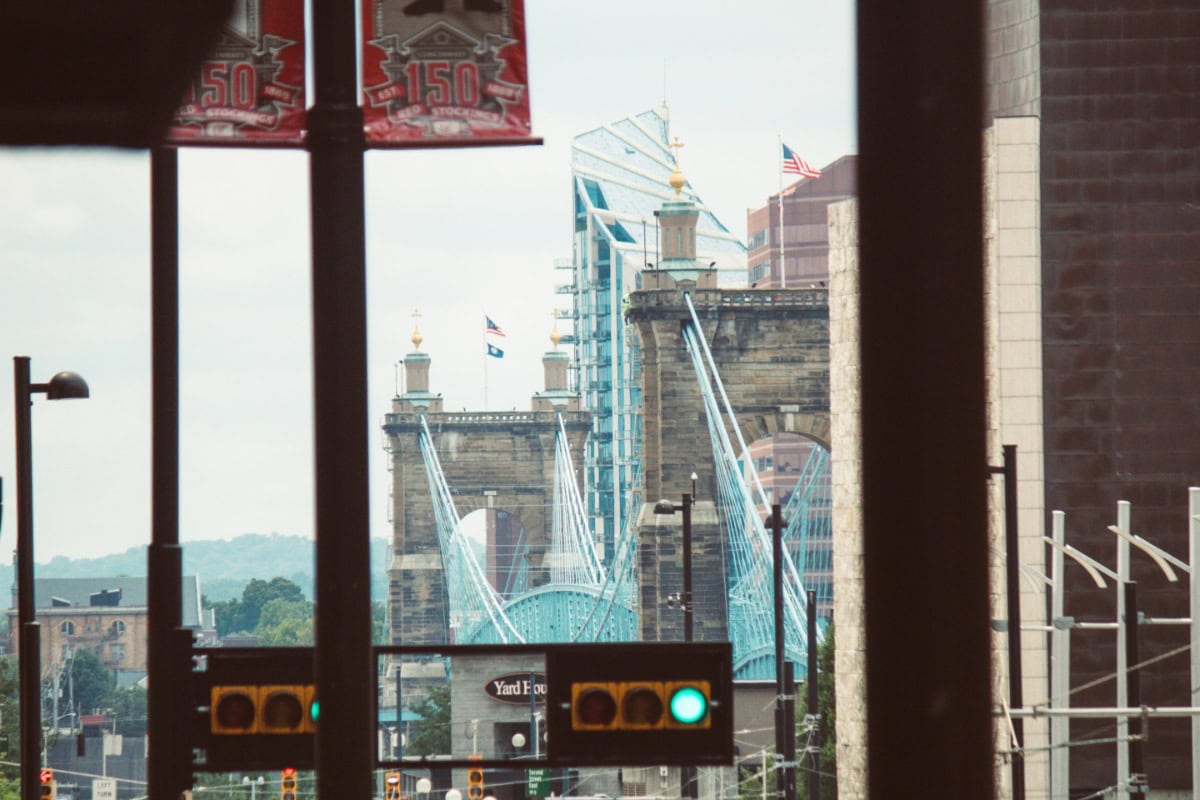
[383,411,590,644]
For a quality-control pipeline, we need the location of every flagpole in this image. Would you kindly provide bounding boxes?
[778,134,787,289]
[483,311,489,411]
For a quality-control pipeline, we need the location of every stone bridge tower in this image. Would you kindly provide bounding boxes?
[383,325,590,644]
[626,157,830,644]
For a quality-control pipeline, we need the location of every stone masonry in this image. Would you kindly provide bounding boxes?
[627,276,830,645]
[383,410,590,644]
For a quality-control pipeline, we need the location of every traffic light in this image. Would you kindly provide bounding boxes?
[545,642,732,766]
[467,754,485,800]
[210,684,317,735]
[384,771,402,800]
[280,767,298,800]
[39,769,54,800]
[193,647,316,771]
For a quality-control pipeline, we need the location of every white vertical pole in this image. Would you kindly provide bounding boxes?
[1051,510,1069,799]
[483,312,489,411]
[1116,499,1131,800]
[777,135,787,289]
[1189,487,1200,800]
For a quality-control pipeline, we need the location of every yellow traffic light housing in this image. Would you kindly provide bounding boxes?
[467,754,485,800]
[546,641,732,766]
[260,686,307,734]
[570,682,619,730]
[618,682,666,730]
[211,686,259,734]
[280,767,298,800]
[194,647,316,771]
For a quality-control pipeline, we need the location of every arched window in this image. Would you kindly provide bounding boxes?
[111,620,126,637]
[59,621,75,636]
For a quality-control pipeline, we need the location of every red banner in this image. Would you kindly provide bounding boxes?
[166,0,306,146]
[362,0,533,145]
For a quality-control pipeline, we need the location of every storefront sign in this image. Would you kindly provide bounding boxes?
[484,671,546,705]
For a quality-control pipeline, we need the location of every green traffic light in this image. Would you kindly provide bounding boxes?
[310,699,320,723]
[668,686,708,725]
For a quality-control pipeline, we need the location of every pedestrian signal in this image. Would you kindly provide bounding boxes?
[385,771,402,800]
[39,768,54,800]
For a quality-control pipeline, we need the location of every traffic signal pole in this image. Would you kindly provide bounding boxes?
[147,145,185,800]
[308,0,373,795]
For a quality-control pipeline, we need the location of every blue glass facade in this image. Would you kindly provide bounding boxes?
[564,107,747,560]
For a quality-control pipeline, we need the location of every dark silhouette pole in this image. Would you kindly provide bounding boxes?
[14,358,89,800]
[308,0,373,795]
[148,145,186,800]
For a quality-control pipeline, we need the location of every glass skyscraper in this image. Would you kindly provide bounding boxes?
[561,107,747,560]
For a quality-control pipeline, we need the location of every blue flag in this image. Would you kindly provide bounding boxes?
[487,343,504,359]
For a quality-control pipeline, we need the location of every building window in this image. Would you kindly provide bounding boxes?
[110,643,126,663]
[59,621,75,636]
[111,620,126,637]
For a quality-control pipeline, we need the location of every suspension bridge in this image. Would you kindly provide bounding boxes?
[385,288,831,680]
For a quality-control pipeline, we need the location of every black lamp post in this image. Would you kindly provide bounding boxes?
[654,471,698,799]
[13,356,89,800]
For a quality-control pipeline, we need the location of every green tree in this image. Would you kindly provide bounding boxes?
[254,597,314,645]
[372,600,388,645]
[208,576,307,637]
[0,657,20,786]
[405,684,451,757]
[70,648,116,714]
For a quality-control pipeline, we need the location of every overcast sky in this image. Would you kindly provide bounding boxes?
[0,0,855,563]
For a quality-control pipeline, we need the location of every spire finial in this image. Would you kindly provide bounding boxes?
[410,308,424,351]
[550,310,562,350]
[668,135,686,197]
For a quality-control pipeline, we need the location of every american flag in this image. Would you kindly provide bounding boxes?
[782,143,821,179]
[485,315,506,336]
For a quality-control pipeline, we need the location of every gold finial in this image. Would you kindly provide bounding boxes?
[550,310,562,350]
[668,135,686,197]
[410,308,424,351]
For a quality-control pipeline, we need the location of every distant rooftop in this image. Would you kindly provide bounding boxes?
[28,575,204,628]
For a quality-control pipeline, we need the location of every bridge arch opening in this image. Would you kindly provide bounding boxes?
[743,432,833,622]
[459,507,530,600]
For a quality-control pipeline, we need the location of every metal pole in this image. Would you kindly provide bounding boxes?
[772,504,784,800]
[783,661,796,800]
[14,355,42,800]
[806,589,819,800]
[1050,510,1069,800]
[1189,487,1200,800]
[1117,501,1130,800]
[681,492,696,800]
[682,493,693,643]
[148,144,185,800]
[1124,582,1144,793]
[1002,445,1025,800]
[309,0,371,794]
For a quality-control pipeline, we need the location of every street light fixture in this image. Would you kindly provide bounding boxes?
[654,473,698,643]
[14,356,89,800]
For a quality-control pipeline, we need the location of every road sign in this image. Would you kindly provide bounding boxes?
[93,778,118,800]
[527,768,551,799]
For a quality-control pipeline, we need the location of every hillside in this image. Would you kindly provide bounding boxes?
[0,533,390,606]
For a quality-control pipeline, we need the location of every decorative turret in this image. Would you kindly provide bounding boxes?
[641,135,718,291]
[394,309,443,412]
[533,317,580,411]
